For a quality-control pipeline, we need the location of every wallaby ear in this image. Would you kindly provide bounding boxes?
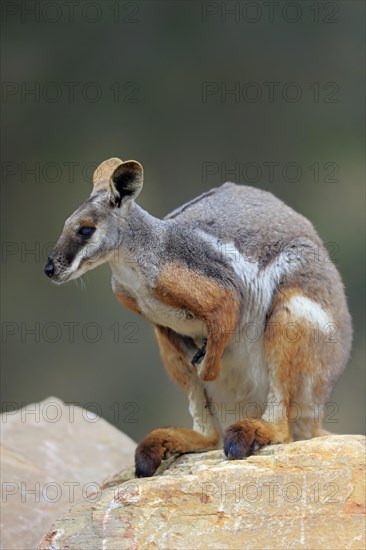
[109,160,143,207]
[92,158,123,194]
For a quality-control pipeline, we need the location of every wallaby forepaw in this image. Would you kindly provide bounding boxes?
[191,343,220,381]
[197,362,218,381]
[191,342,206,367]
[192,343,211,381]
[224,419,272,460]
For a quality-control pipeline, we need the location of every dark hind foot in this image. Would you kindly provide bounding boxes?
[135,426,219,478]
[224,419,273,459]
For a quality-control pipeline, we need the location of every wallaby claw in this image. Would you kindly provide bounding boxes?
[191,341,207,367]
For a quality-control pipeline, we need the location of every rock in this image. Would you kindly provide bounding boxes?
[38,434,365,549]
[1,397,136,550]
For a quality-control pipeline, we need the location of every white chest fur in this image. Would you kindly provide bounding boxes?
[110,260,206,341]
[206,337,269,432]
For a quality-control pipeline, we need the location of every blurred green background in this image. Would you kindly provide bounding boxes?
[1,1,364,441]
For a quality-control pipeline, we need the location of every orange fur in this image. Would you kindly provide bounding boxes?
[114,290,142,316]
[264,288,324,397]
[261,287,333,442]
[135,427,219,478]
[154,325,196,390]
[79,218,96,228]
[224,418,275,457]
[154,262,239,381]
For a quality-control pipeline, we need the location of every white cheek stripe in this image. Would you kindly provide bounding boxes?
[69,250,83,273]
[287,295,333,331]
[68,241,106,277]
[69,245,92,273]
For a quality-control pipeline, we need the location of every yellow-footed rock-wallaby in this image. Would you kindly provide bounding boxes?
[45,157,352,477]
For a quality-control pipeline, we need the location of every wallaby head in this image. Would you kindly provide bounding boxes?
[44,157,143,283]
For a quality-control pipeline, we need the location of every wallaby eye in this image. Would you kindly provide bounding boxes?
[78,226,96,237]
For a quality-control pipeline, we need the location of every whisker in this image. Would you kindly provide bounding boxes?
[80,277,86,293]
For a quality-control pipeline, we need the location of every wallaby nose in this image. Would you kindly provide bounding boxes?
[44,257,55,278]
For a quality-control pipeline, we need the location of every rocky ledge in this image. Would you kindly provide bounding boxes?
[39,434,365,549]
